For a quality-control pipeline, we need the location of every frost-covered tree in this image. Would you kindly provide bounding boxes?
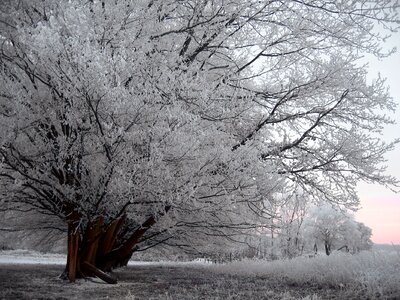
[346,221,373,253]
[303,205,372,255]
[260,190,309,259]
[276,192,308,258]
[0,0,398,282]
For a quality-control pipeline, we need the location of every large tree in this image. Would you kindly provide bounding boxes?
[0,0,398,282]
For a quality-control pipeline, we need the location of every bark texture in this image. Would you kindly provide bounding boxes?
[63,206,170,283]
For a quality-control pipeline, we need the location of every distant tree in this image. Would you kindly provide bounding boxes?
[349,222,373,253]
[0,0,398,282]
[303,205,372,255]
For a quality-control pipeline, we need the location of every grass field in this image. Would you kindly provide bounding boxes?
[0,250,399,299]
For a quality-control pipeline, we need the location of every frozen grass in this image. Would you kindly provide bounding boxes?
[209,250,400,299]
[0,264,326,299]
[1,249,399,299]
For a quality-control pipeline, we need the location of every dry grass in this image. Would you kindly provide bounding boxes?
[210,250,400,299]
[0,264,339,299]
[1,249,399,299]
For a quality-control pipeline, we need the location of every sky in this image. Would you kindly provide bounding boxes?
[355,28,400,245]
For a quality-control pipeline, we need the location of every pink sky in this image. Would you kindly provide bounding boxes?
[356,197,400,244]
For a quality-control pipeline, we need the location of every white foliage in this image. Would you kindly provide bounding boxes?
[0,0,398,252]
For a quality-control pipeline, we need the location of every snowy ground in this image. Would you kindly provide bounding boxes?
[0,249,210,267]
[0,249,66,265]
[0,263,331,300]
[0,250,399,299]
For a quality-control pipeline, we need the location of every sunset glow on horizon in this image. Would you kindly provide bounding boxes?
[356,196,400,245]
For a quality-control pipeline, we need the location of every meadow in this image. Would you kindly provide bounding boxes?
[1,248,399,299]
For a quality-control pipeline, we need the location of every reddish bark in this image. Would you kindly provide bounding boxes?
[96,215,125,260]
[63,206,170,283]
[66,210,80,282]
[99,205,171,272]
[81,216,104,266]
[82,261,117,284]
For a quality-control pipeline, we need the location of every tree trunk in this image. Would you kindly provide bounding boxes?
[62,206,170,283]
[324,242,331,256]
[62,215,130,283]
[65,209,80,282]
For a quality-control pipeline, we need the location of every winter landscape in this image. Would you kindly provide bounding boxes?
[1,246,400,299]
[1,0,400,299]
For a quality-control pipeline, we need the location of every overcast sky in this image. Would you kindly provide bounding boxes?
[355,28,400,244]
